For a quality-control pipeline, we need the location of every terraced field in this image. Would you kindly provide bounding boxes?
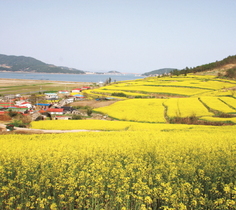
[85,74,236,98]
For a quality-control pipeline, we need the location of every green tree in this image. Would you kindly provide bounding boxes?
[225,68,236,78]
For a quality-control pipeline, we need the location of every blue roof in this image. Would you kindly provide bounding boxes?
[35,103,51,106]
[74,94,84,97]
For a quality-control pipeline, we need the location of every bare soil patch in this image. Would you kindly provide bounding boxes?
[0,78,91,86]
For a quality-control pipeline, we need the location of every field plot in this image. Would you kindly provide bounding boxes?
[200,116,236,124]
[31,119,216,131]
[141,78,236,90]
[100,85,208,96]
[94,99,167,123]
[219,97,236,109]
[200,97,236,114]
[31,120,134,131]
[0,129,235,209]
[163,97,214,118]
[91,89,149,98]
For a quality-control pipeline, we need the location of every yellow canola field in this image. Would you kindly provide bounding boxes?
[100,85,207,96]
[200,97,236,114]
[0,129,235,210]
[139,80,235,90]
[219,97,236,109]
[200,116,236,124]
[32,119,235,131]
[96,75,236,98]
[94,99,167,123]
[31,120,134,131]
[163,98,214,118]
[91,89,148,97]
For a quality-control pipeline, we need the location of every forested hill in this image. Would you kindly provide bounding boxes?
[142,68,176,76]
[0,54,85,74]
[171,55,236,78]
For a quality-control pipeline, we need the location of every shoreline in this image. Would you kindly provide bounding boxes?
[0,70,132,76]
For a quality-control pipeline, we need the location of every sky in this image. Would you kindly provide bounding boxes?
[1,0,236,74]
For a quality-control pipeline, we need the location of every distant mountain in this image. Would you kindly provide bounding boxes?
[0,54,85,74]
[93,70,122,74]
[107,70,121,74]
[142,68,177,76]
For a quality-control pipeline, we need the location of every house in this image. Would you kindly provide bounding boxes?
[35,103,51,110]
[54,115,72,120]
[44,93,59,100]
[58,90,70,94]
[97,81,104,86]
[61,106,76,114]
[65,98,75,103]
[73,94,84,99]
[0,102,14,108]
[71,88,82,93]
[15,101,32,109]
[4,95,16,100]
[81,86,90,90]
[46,108,64,115]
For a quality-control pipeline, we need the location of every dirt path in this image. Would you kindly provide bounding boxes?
[0,123,100,134]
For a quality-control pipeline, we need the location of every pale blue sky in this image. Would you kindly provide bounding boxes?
[1,0,236,73]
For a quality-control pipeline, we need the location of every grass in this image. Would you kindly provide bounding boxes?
[0,81,92,95]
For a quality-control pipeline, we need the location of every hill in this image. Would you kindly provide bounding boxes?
[142,68,177,76]
[0,54,85,74]
[171,55,236,78]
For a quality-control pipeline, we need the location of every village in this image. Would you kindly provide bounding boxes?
[0,85,116,131]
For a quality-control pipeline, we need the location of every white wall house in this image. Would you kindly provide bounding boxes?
[71,88,82,93]
[58,90,70,94]
[45,93,59,99]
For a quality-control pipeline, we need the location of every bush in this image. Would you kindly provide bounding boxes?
[86,108,93,116]
[225,68,236,78]
[8,109,19,118]
[111,92,127,97]
[71,114,82,120]
[6,124,14,131]
[9,119,29,128]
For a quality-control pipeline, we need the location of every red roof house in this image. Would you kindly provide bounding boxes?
[46,108,64,115]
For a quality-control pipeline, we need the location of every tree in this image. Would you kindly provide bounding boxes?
[225,68,236,79]
[8,109,19,118]
[28,94,45,104]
